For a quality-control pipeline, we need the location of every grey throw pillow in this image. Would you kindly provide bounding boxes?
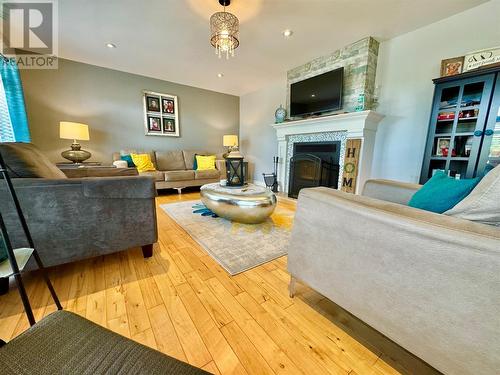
[445,165,500,226]
[0,142,67,179]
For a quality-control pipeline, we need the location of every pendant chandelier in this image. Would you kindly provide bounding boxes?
[210,0,239,59]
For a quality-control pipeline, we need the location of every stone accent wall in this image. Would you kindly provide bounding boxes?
[287,36,379,116]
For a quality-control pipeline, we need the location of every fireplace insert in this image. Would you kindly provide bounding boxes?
[288,141,340,198]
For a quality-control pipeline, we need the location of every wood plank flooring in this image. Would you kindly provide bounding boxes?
[0,190,438,375]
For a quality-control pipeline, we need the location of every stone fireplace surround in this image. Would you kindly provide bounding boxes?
[271,110,383,194]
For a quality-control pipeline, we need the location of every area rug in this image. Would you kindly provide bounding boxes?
[160,200,294,275]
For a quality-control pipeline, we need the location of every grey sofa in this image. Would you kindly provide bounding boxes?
[113,149,225,192]
[0,143,158,271]
[288,180,500,375]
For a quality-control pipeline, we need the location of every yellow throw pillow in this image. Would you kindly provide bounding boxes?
[130,153,156,172]
[196,155,216,171]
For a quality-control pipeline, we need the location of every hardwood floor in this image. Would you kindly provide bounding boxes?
[0,190,438,375]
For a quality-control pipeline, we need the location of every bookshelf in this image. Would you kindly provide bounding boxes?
[420,66,500,182]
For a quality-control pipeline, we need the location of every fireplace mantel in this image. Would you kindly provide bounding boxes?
[270,110,384,194]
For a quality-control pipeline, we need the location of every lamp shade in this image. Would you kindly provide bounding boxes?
[223,134,238,147]
[60,122,90,141]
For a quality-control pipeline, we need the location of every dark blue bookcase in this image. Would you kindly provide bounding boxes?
[420,65,500,183]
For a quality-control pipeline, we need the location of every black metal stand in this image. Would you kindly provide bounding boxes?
[263,156,279,193]
[0,150,62,326]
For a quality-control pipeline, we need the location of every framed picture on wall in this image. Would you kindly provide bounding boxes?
[146,96,161,112]
[163,117,176,133]
[147,116,162,132]
[143,90,179,137]
[162,98,175,114]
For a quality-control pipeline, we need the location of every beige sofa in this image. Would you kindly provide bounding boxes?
[288,180,500,375]
[113,150,225,191]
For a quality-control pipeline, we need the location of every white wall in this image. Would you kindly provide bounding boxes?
[240,79,286,184]
[373,0,500,182]
[240,0,500,186]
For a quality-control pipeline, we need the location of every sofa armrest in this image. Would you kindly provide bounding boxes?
[362,179,422,205]
[298,187,499,239]
[215,159,226,177]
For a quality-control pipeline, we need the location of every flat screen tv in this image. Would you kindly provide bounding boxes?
[290,67,343,117]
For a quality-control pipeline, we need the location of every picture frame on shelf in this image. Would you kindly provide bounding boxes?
[143,90,180,137]
[436,137,451,156]
[463,46,500,72]
[440,56,464,77]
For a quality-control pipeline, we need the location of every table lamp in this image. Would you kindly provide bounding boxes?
[59,121,91,163]
[223,134,242,158]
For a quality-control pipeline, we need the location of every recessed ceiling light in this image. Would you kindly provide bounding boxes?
[282,29,293,38]
[106,43,117,48]
[217,73,224,78]
[311,94,316,97]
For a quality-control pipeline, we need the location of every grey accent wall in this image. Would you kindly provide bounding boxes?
[20,58,239,164]
[287,37,379,115]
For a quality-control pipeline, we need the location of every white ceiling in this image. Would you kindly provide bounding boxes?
[59,0,488,96]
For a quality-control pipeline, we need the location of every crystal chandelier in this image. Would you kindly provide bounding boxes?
[210,0,239,59]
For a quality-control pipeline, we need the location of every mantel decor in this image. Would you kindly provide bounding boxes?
[143,90,179,137]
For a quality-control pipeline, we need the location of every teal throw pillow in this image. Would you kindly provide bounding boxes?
[193,154,198,170]
[0,234,8,263]
[120,154,135,167]
[408,171,482,213]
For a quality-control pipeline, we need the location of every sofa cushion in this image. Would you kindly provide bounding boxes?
[114,150,156,167]
[183,150,207,170]
[408,171,481,213]
[82,176,156,199]
[130,153,156,173]
[0,142,67,179]
[139,170,165,181]
[165,170,195,182]
[445,164,500,226]
[195,155,216,171]
[195,169,220,180]
[155,150,186,171]
[120,154,135,167]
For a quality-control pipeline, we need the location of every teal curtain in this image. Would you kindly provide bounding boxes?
[0,59,30,142]
[0,58,30,263]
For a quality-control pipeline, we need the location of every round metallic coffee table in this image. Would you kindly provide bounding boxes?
[200,183,277,224]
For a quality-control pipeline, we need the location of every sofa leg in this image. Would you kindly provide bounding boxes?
[176,188,183,195]
[0,277,9,295]
[289,276,296,298]
[141,244,153,258]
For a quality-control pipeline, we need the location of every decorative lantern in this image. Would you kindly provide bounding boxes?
[225,156,245,187]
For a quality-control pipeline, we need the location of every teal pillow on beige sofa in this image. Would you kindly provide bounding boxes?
[445,164,500,226]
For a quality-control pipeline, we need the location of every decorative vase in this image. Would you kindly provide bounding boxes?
[275,104,286,123]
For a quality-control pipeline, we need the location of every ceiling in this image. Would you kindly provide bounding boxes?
[58,0,488,96]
